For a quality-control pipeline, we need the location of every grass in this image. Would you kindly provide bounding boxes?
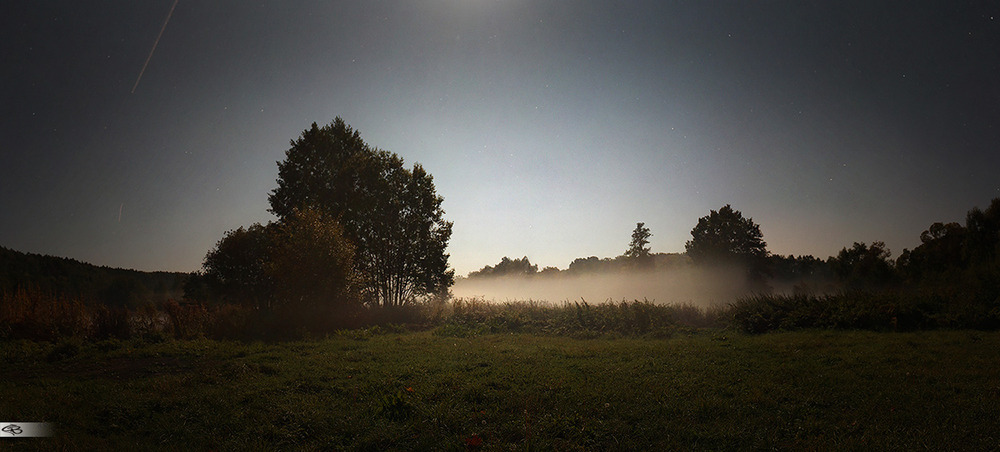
[2,329,999,450]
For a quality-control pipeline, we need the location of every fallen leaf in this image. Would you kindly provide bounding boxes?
[464,434,483,448]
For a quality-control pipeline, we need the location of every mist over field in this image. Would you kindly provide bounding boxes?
[451,266,753,308]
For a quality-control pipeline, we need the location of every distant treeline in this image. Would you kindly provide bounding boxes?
[464,253,835,288]
[464,254,693,279]
[463,252,836,293]
[466,198,1000,297]
[463,198,1000,333]
[0,247,188,307]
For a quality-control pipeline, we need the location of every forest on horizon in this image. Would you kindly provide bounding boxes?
[3,195,999,309]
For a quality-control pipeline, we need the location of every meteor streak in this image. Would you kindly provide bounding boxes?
[131,0,179,94]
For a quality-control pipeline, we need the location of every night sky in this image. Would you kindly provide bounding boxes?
[3,1,999,275]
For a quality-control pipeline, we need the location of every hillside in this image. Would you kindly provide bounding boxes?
[0,246,188,306]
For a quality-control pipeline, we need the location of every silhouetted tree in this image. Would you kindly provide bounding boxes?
[685,205,769,280]
[652,253,693,270]
[0,247,186,305]
[468,256,538,278]
[828,242,895,289]
[624,222,653,269]
[963,198,1000,265]
[102,276,148,308]
[268,208,357,328]
[768,254,834,294]
[269,208,356,307]
[897,222,965,281]
[538,266,562,276]
[896,199,1000,285]
[568,256,613,273]
[268,118,453,307]
[182,271,210,303]
[201,210,357,317]
[202,223,275,309]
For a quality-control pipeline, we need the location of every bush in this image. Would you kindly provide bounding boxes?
[91,305,131,339]
[0,288,89,341]
[730,291,1000,334]
[163,299,212,339]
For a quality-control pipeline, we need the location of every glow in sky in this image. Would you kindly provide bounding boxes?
[2,1,998,275]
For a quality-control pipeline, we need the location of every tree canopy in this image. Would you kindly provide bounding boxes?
[828,241,895,289]
[268,118,453,307]
[268,208,356,312]
[202,223,275,309]
[468,256,538,278]
[0,246,185,307]
[685,205,768,279]
[200,209,358,330]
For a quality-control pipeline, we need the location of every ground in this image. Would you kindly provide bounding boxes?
[2,329,999,450]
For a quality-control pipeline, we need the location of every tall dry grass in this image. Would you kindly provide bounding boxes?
[7,285,997,341]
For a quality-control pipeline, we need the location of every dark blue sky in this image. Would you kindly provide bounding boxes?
[3,1,998,274]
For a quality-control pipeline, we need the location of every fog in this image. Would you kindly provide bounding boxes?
[451,266,756,308]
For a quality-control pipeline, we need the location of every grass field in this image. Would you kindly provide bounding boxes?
[2,329,999,450]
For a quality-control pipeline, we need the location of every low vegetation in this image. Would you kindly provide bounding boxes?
[3,330,999,450]
[731,292,1000,334]
[4,284,1000,343]
[1,285,726,341]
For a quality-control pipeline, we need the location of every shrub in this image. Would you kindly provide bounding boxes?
[91,305,131,339]
[163,299,211,339]
[729,290,1000,334]
[0,287,89,340]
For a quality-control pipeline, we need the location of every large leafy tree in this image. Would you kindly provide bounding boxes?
[897,222,965,281]
[896,198,1000,304]
[964,198,1000,265]
[268,118,453,307]
[202,223,275,309]
[828,241,895,289]
[268,208,356,312]
[685,205,769,279]
[200,210,356,307]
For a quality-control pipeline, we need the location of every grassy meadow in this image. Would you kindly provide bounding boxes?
[3,327,999,450]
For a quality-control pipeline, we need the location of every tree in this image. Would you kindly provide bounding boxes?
[964,198,1000,265]
[268,208,356,313]
[769,254,831,281]
[897,222,965,281]
[267,118,454,307]
[828,241,895,289]
[624,222,653,268]
[685,205,769,279]
[202,223,275,309]
[101,276,148,308]
[182,271,211,303]
[538,266,561,277]
[468,256,538,278]
[200,210,357,318]
[568,256,611,274]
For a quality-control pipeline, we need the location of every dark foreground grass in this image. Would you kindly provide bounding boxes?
[2,330,999,450]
